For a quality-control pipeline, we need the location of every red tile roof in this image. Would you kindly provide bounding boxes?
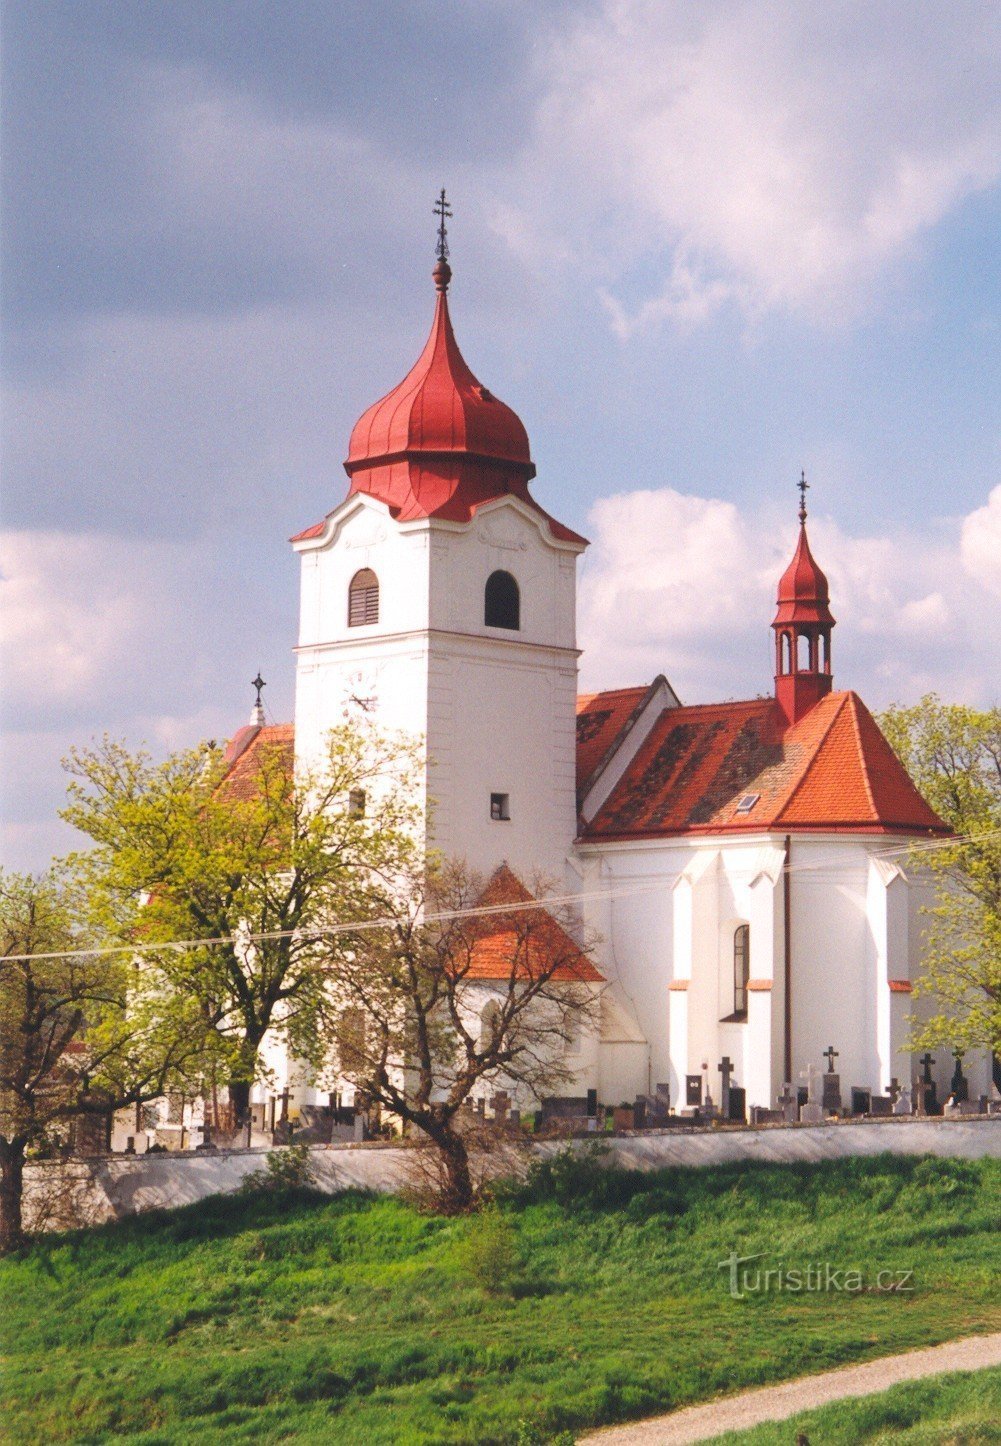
[582,691,948,841]
[462,865,604,982]
[218,724,295,802]
[576,685,649,795]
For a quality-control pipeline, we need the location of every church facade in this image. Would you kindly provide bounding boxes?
[230,238,992,1122]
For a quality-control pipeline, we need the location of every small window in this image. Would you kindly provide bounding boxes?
[348,788,366,818]
[490,792,510,821]
[484,570,520,630]
[735,793,760,814]
[733,924,750,1018]
[348,569,379,627]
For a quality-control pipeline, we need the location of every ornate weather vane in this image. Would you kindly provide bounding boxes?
[797,470,810,525]
[433,187,452,262]
[252,672,266,707]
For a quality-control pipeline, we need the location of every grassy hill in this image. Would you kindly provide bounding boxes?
[1,1151,999,1444]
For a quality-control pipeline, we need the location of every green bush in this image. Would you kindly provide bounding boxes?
[456,1205,520,1294]
[239,1144,316,1195]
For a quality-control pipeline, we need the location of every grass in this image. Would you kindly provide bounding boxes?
[0,1151,999,1444]
[714,1366,1001,1443]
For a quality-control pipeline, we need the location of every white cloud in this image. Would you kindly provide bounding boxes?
[578,485,1001,708]
[961,485,1001,597]
[507,0,1000,329]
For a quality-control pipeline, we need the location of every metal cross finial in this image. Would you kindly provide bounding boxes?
[797,470,810,524]
[433,188,452,262]
[823,1044,839,1073]
[252,672,266,707]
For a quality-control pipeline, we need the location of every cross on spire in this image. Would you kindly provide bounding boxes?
[433,188,452,262]
[798,470,810,524]
[250,671,266,726]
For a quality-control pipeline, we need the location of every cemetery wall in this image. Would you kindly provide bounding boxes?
[22,1117,1001,1233]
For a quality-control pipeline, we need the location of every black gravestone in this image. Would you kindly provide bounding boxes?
[686,1074,703,1107]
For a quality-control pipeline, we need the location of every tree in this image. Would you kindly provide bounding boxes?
[61,724,422,1123]
[325,860,602,1212]
[880,695,1001,1057]
[0,867,200,1252]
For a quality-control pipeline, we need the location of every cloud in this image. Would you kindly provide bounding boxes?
[578,485,1001,708]
[961,485,1001,597]
[506,0,1001,329]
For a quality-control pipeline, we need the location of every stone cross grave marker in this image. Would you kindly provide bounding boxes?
[718,1056,733,1118]
[778,1081,797,1124]
[799,1062,824,1123]
[893,1085,913,1115]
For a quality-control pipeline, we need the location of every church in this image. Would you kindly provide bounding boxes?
[226,217,989,1126]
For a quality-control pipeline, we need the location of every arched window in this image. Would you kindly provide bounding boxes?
[348,569,379,627]
[733,924,750,1018]
[484,570,520,630]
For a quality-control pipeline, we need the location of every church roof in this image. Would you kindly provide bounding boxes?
[773,522,835,627]
[292,257,584,546]
[580,690,949,841]
[576,685,650,795]
[218,724,294,802]
[462,865,605,982]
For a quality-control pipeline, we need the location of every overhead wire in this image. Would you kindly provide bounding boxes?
[4,826,999,966]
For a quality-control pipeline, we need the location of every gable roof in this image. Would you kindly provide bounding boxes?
[463,865,604,982]
[218,724,295,802]
[582,690,948,841]
[576,686,650,795]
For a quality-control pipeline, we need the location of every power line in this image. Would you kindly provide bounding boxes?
[4,827,998,966]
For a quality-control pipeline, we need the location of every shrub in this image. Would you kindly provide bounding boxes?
[239,1144,316,1195]
[457,1206,520,1294]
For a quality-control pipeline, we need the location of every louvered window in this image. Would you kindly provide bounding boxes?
[348,569,379,627]
[484,570,520,629]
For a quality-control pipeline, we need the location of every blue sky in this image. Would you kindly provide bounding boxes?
[3,0,999,870]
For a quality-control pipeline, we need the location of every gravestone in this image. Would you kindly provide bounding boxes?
[869,1095,893,1116]
[893,1085,913,1115]
[823,1045,840,1073]
[918,1054,939,1115]
[888,1077,901,1104]
[656,1081,671,1110]
[850,1087,872,1116]
[728,1085,746,1123]
[586,1089,598,1118]
[822,1073,842,1113]
[778,1082,798,1124]
[751,1106,783,1124]
[799,1062,824,1124]
[950,1053,969,1103]
[633,1096,647,1129]
[686,1074,703,1107]
[718,1056,734,1120]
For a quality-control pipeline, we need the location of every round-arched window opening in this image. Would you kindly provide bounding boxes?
[484,570,520,630]
[348,569,379,627]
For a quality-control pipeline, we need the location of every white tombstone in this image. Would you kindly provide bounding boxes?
[799,1062,824,1123]
[893,1086,913,1116]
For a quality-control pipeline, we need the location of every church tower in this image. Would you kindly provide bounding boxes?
[291,197,586,882]
[772,476,836,726]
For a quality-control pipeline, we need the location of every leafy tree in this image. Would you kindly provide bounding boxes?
[61,724,422,1123]
[880,695,1001,1056]
[0,867,199,1252]
[326,860,601,1212]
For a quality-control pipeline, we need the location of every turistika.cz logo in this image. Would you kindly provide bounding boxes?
[718,1251,915,1300]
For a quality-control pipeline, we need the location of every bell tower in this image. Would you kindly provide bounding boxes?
[772,475,835,727]
[291,196,586,882]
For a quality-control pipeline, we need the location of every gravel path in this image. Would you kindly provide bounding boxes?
[578,1332,1001,1444]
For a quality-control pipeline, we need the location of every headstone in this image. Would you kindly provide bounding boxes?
[586,1088,598,1118]
[950,1053,969,1103]
[353,1111,366,1142]
[888,1077,901,1104]
[799,1063,824,1122]
[492,1092,510,1124]
[656,1081,671,1110]
[893,1086,913,1115]
[778,1082,798,1124]
[633,1096,647,1129]
[822,1073,842,1113]
[869,1095,893,1116]
[728,1086,746,1123]
[686,1074,703,1107]
[978,1095,989,1115]
[917,1055,939,1115]
[850,1087,872,1116]
[510,1108,521,1129]
[751,1106,784,1124]
[718,1056,734,1120]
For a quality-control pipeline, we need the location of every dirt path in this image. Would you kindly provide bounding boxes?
[579,1332,1001,1444]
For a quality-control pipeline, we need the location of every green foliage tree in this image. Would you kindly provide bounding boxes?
[61,724,422,1123]
[0,867,200,1252]
[880,695,1001,1056]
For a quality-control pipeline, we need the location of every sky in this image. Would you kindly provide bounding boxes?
[3,0,1000,871]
